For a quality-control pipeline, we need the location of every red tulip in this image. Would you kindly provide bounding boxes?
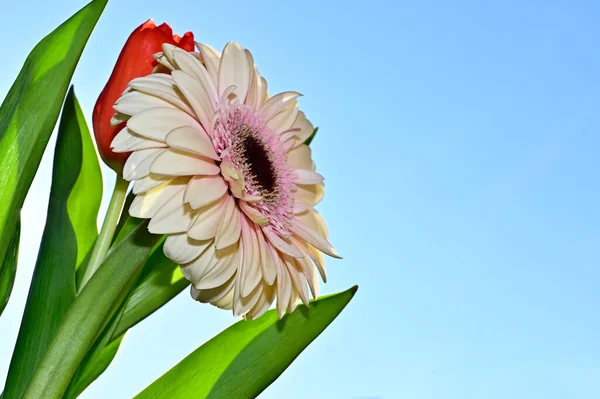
[93,19,194,172]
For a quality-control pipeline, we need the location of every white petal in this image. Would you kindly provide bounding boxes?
[132,174,172,194]
[247,65,266,111]
[260,92,301,122]
[111,127,167,153]
[127,107,204,142]
[128,73,194,115]
[165,125,218,160]
[238,201,268,226]
[287,145,314,171]
[287,292,300,314]
[114,90,178,116]
[184,175,228,209]
[110,112,129,126]
[171,48,218,107]
[187,195,228,240]
[291,219,340,259]
[148,189,196,234]
[196,43,221,84]
[291,111,314,148]
[297,207,329,238]
[267,103,299,135]
[195,243,240,290]
[263,227,303,258]
[180,244,216,284]
[191,273,236,304]
[123,148,165,181]
[164,233,213,264]
[218,42,251,102]
[129,177,189,219]
[293,169,324,185]
[294,183,324,206]
[171,70,214,134]
[215,196,242,250]
[150,149,220,176]
[239,217,262,297]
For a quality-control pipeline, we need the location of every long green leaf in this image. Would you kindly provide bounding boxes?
[135,286,358,399]
[22,221,161,399]
[0,0,107,278]
[3,87,103,399]
[0,217,20,316]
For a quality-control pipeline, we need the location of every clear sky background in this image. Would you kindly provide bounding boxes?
[1,0,599,398]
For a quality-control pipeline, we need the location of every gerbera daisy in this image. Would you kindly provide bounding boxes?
[110,41,339,319]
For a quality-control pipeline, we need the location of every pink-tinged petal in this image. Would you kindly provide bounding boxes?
[239,217,262,297]
[164,233,213,264]
[218,42,251,102]
[215,196,242,250]
[128,73,194,115]
[123,148,165,181]
[233,281,262,317]
[148,189,195,234]
[150,149,220,176]
[293,238,327,283]
[283,255,310,306]
[259,91,301,122]
[129,177,190,219]
[196,42,221,84]
[171,70,213,133]
[187,195,228,240]
[293,169,324,185]
[287,292,300,314]
[220,85,238,105]
[195,243,239,290]
[184,175,228,210]
[275,253,291,319]
[263,227,303,258]
[165,126,218,160]
[191,273,236,304]
[238,201,268,226]
[293,202,310,214]
[245,284,275,320]
[112,127,167,153]
[291,219,341,259]
[258,230,277,285]
[127,106,203,142]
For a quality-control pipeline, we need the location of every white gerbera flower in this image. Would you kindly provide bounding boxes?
[111,41,339,319]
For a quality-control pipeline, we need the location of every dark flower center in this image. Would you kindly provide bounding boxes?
[240,134,276,194]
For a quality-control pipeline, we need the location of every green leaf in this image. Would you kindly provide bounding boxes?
[135,286,358,399]
[0,0,107,277]
[3,87,103,399]
[304,127,318,145]
[23,221,162,399]
[111,241,189,340]
[0,216,20,316]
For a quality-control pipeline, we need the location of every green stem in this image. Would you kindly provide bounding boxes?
[78,176,129,291]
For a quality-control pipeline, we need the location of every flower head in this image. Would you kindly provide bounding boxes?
[111,41,339,319]
[93,19,194,172]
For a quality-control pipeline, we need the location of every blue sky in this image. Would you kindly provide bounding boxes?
[1,0,600,398]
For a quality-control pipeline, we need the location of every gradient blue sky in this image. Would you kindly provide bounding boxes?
[1,0,600,398]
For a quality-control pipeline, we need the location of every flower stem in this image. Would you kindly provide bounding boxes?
[78,175,129,292]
